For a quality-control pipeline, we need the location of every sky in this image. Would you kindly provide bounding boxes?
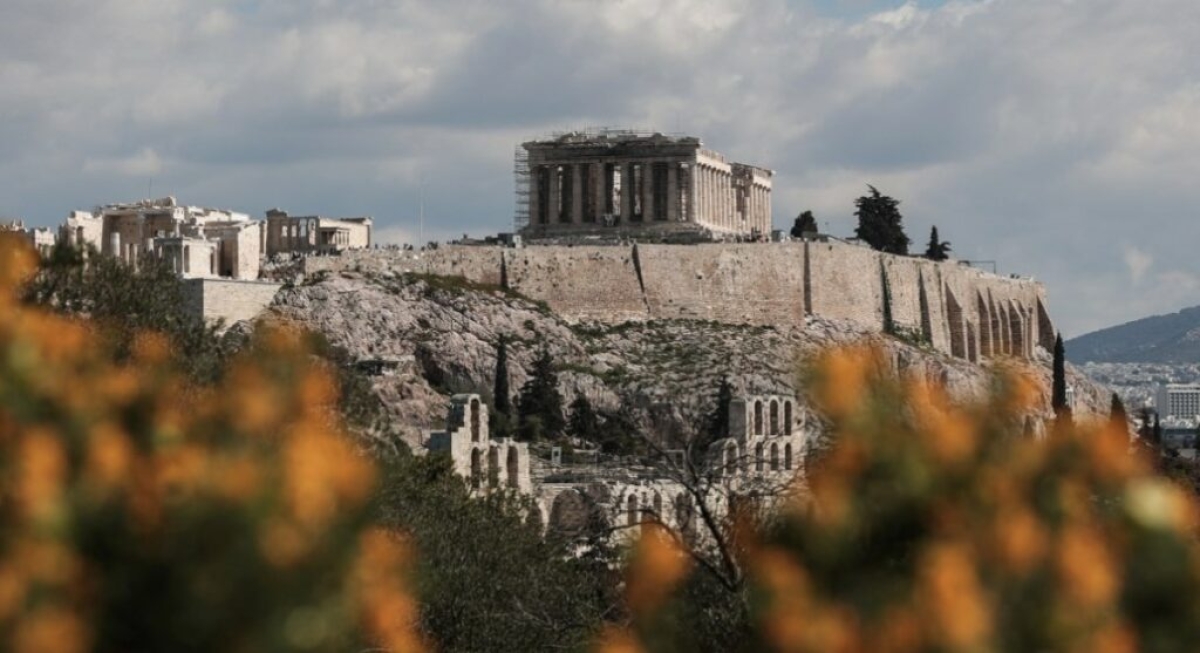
[1,0,1197,337]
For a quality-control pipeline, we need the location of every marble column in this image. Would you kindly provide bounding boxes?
[642,162,655,222]
[593,162,606,223]
[571,164,584,224]
[701,167,711,228]
[547,165,560,225]
[666,163,679,222]
[620,163,634,222]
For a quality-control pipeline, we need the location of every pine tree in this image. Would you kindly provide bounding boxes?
[1051,333,1071,423]
[567,394,600,442]
[790,211,818,239]
[490,337,512,438]
[517,349,565,441]
[924,226,951,261]
[854,185,910,255]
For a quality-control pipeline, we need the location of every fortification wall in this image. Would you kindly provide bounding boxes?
[292,241,1050,362]
[504,246,648,323]
[183,279,281,326]
[805,241,885,329]
[636,243,807,325]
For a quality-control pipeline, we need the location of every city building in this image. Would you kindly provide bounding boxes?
[1156,384,1200,421]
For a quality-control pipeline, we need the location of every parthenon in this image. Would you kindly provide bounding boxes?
[519,131,772,240]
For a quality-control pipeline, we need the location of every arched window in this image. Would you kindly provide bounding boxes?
[488,447,500,489]
[785,443,793,470]
[769,399,779,435]
[754,400,764,436]
[725,442,738,476]
[470,398,481,442]
[652,492,663,521]
[784,402,793,435]
[470,449,482,490]
[755,442,765,472]
[675,494,695,538]
[770,443,780,471]
[507,446,519,488]
[626,494,639,527]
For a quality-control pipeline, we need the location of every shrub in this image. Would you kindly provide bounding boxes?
[0,235,423,653]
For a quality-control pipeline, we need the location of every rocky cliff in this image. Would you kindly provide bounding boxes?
[264,270,1110,449]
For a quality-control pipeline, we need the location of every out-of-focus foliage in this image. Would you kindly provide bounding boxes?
[607,346,1200,653]
[22,243,228,383]
[379,453,615,652]
[0,235,422,653]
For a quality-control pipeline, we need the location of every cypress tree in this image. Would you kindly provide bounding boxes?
[490,337,512,438]
[790,211,818,238]
[924,226,951,261]
[1109,393,1127,430]
[1051,333,1071,422]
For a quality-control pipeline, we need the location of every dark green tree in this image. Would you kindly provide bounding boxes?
[924,225,951,261]
[853,185,910,255]
[23,242,227,383]
[1109,393,1128,430]
[377,453,613,652]
[490,337,512,438]
[516,349,565,441]
[567,393,600,442]
[790,211,818,239]
[1052,333,1071,424]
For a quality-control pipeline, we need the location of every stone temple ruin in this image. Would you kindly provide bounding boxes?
[426,392,809,546]
[516,130,773,242]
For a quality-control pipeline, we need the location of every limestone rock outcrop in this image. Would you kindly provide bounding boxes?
[264,270,1111,449]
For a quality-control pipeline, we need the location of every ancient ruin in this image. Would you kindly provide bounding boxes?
[516,130,772,242]
[426,392,808,545]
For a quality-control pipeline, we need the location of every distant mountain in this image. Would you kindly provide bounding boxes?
[1067,305,1200,363]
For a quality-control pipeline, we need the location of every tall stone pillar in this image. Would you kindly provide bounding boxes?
[528,165,542,226]
[642,162,655,222]
[593,162,606,223]
[691,164,700,223]
[666,163,679,222]
[620,163,634,222]
[700,167,710,228]
[571,164,584,224]
[547,165,560,225]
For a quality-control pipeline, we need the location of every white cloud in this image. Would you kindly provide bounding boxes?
[2,0,1199,335]
[1124,246,1153,285]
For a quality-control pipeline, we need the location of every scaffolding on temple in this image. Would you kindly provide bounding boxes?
[512,145,531,233]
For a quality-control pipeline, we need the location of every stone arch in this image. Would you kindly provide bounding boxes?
[487,447,500,489]
[753,400,764,436]
[784,401,793,435]
[944,287,966,359]
[626,494,640,527]
[770,442,780,471]
[470,448,482,490]
[470,397,481,442]
[724,442,738,476]
[506,446,519,488]
[785,443,794,470]
[1036,298,1055,351]
[769,399,780,435]
[548,490,607,540]
[755,442,765,473]
[1008,301,1025,358]
[995,301,1009,355]
[977,293,993,358]
[674,494,696,540]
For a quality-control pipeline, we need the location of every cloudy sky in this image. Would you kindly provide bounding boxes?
[2,0,1196,336]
